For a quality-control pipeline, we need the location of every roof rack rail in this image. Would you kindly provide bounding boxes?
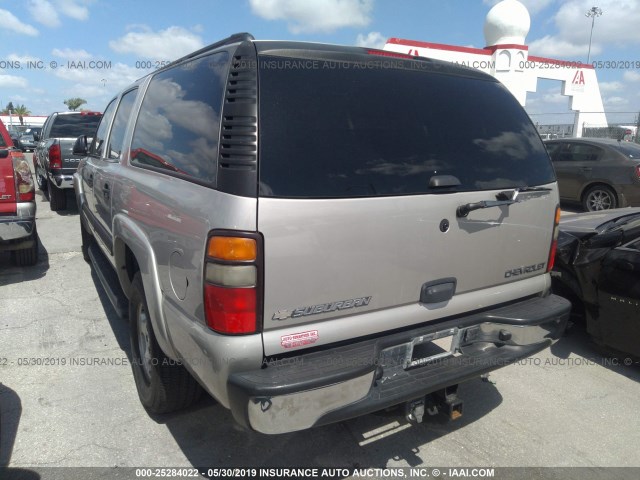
[165,33,255,69]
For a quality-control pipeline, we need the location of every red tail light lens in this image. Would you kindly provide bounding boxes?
[635,165,640,181]
[12,154,35,202]
[547,206,561,272]
[203,232,262,335]
[204,285,256,334]
[49,144,62,169]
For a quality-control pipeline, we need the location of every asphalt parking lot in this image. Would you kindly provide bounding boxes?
[1,154,639,478]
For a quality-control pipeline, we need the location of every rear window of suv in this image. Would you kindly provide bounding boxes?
[258,55,555,198]
[49,113,103,138]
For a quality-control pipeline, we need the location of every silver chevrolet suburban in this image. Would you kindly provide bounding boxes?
[73,33,570,434]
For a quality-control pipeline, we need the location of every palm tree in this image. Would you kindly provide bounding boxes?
[13,104,31,126]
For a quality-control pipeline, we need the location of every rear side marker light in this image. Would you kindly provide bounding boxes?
[547,206,561,272]
[204,233,262,335]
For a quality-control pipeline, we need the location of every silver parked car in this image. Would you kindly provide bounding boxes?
[73,33,570,434]
[545,138,640,211]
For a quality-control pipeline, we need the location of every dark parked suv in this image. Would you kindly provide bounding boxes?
[74,33,570,434]
[545,138,640,211]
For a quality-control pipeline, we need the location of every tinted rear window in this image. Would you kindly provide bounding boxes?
[49,114,102,138]
[258,55,555,198]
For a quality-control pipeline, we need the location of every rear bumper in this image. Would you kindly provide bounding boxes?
[227,294,570,434]
[47,170,74,189]
[0,202,36,244]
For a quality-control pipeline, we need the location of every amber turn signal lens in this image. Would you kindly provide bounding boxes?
[207,236,257,261]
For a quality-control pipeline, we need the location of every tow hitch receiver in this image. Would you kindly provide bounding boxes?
[434,385,464,421]
[405,385,464,424]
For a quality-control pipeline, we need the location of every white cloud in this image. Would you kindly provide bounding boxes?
[52,48,92,59]
[542,91,570,104]
[53,62,139,89]
[28,0,90,27]
[603,96,629,107]
[63,84,109,99]
[57,0,90,21]
[355,31,387,50]
[28,0,60,27]
[0,75,29,88]
[599,81,624,93]
[529,1,640,59]
[528,35,601,58]
[109,26,204,61]
[623,71,640,82]
[8,54,42,64]
[0,9,39,35]
[249,0,373,33]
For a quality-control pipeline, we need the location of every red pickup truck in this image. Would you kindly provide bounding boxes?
[0,119,38,266]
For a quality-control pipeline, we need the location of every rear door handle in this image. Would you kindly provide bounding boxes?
[103,183,110,200]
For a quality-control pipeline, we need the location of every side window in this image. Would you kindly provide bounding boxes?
[566,144,602,162]
[41,116,53,139]
[130,51,229,183]
[545,142,561,160]
[555,143,574,162]
[89,100,117,158]
[107,89,138,160]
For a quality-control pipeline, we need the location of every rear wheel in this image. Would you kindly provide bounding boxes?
[36,172,47,192]
[129,273,202,413]
[49,184,67,211]
[582,185,617,211]
[11,230,39,267]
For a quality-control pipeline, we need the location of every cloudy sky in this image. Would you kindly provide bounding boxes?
[1,0,639,126]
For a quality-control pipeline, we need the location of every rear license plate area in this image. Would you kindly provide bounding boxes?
[404,328,460,369]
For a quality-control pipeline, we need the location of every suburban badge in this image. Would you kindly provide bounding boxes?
[272,296,372,320]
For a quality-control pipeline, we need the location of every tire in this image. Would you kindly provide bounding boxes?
[80,219,91,263]
[11,230,39,267]
[582,185,617,212]
[129,273,202,413]
[36,172,47,192]
[49,184,67,211]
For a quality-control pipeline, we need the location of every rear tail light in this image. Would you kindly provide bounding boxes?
[49,144,62,169]
[635,165,640,181]
[203,232,262,334]
[547,206,561,272]
[12,154,35,202]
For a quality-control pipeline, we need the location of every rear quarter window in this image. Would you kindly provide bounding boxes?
[258,55,555,198]
[129,51,229,183]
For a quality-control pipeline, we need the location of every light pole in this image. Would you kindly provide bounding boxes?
[585,6,603,65]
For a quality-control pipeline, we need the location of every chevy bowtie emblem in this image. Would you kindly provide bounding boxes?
[272,309,293,320]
